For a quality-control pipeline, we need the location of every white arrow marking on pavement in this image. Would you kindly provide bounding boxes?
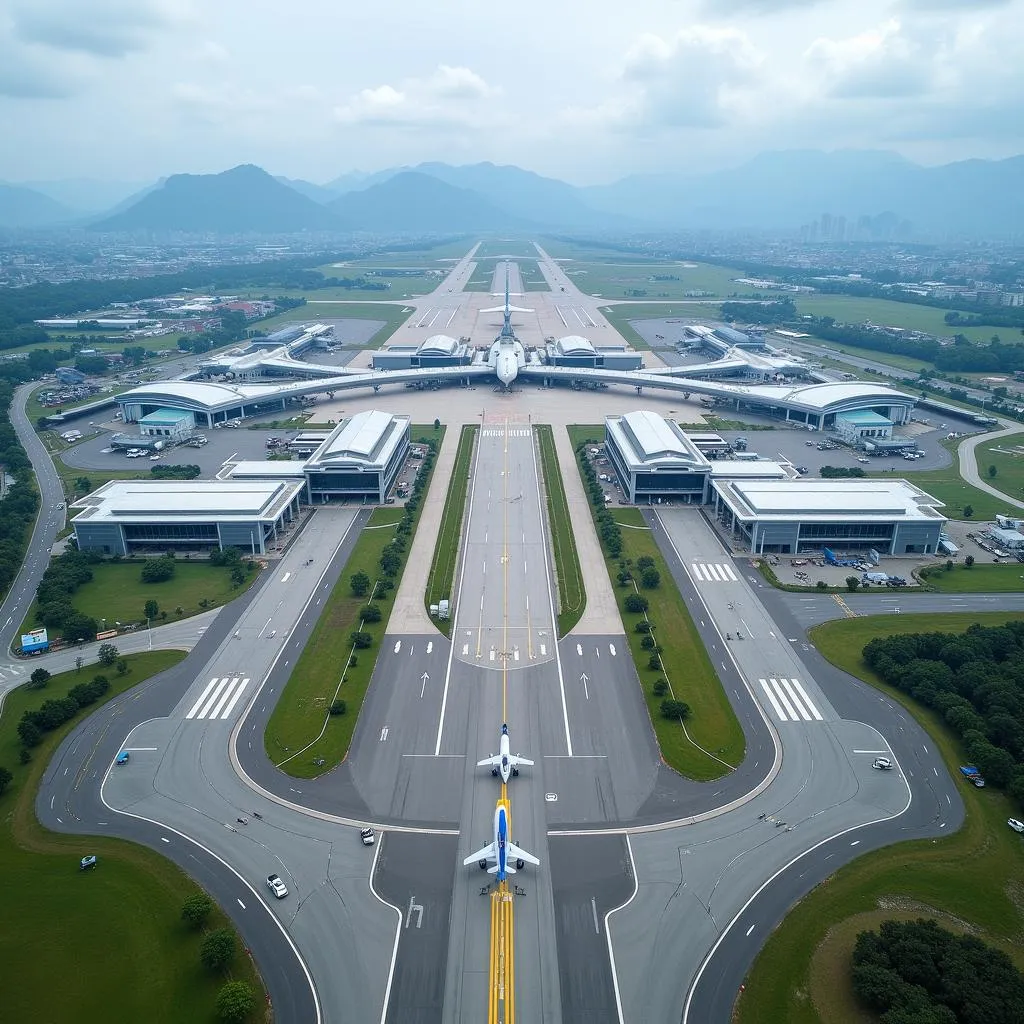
[426,641,433,654]
[581,673,590,699]
[394,641,401,654]
[609,643,616,656]
[420,672,429,699]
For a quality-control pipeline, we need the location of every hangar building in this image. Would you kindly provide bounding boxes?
[371,335,472,371]
[545,336,643,370]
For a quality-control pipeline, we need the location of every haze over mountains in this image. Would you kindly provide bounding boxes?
[2,151,1022,238]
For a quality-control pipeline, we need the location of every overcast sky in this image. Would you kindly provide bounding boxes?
[2,0,1022,185]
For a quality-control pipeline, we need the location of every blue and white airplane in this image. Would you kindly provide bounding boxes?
[464,799,540,882]
[477,723,534,783]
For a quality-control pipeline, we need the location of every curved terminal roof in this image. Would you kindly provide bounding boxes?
[732,381,913,412]
[608,411,705,470]
[555,335,596,356]
[418,334,459,356]
[121,380,287,410]
[322,410,396,461]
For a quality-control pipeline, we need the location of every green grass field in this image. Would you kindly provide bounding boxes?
[975,431,1024,502]
[736,610,1024,1024]
[266,430,442,777]
[568,261,757,301]
[794,295,998,343]
[921,562,1024,592]
[0,650,267,1023]
[536,425,585,636]
[880,464,1007,522]
[19,559,263,639]
[425,425,477,637]
[473,240,539,259]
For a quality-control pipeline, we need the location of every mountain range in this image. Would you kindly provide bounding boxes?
[2,151,1023,237]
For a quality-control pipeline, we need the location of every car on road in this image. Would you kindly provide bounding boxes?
[1008,819,1024,834]
[796,466,809,475]
[266,873,288,898]
[857,456,870,463]
[872,757,893,770]
[115,751,129,765]
[360,828,375,846]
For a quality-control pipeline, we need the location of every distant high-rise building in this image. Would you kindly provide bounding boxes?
[833,216,846,242]
[820,213,833,239]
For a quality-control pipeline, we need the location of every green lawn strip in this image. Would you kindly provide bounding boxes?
[425,425,477,637]
[975,430,1024,502]
[266,430,441,777]
[535,425,586,636]
[18,559,263,641]
[57,463,148,500]
[610,508,745,779]
[735,610,1024,1024]
[885,467,1006,522]
[920,562,1024,592]
[0,651,267,1024]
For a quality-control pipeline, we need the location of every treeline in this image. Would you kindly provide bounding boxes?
[575,442,623,557]
[281,270,388,292]
[852,918,1024,1024]
[806,317,1024,374]
[721,298,796,325]
[863,622,1024,805]
[0,256,353,330]
[0,380,40,599]
[32,548,103,640]
[821,466,866,478]
[150,464,201,480]
[17,675,112,750]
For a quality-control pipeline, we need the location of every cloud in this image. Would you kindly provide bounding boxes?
[334,65,497,129]
[0,23,80,98]
[901,0,1011,8]
[598,26,763,131]
[699,0,826,11]
[11,0,184,58]
[806,19,935,98]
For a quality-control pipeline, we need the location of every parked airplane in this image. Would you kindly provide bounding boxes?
[464,799,540,882]
[478,723,534,783]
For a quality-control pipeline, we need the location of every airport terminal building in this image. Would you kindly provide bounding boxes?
[71,480,305,556]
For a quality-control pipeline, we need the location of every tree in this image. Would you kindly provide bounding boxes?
[652,679,668,697]
[140,556,175,583]
[75,656,83,673]
[330,700,347,716]
[28,668,51,689]
[350,631,372,649]
[350,571,370,597]
[143,599,159,621]
[640,567,661,589]
[0,766,12,796]
[636,555,655,572]
[199,928,236,970]
[660,699,691,719]
[624,593,649,614]
[964,504,974,518]
[846,575,860,592]
[97,643,118,666]
[181,893,214,929]
[815,580,828,590]
[73,476,91,493]
[17,718,42,748]
[989,464,998,479]
[116,659,128,676]
[965,554,975,568]
[360,605,382,623]
[433,418,441,430]
[216,980,256,1023]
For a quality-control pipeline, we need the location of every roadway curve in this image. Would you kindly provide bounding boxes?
[956,417,1024,510]
[7,384,320,1022]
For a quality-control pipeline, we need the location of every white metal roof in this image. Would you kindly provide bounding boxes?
[556,335,596,356]
[307,410,409,469]
[734,382,914,411]
[419,334,459,355]
[226,461,308,479]
[71,479,303,523]
[716,479,946,523]
[606,411,706,470]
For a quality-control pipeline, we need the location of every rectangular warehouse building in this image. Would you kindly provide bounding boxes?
[711,478,946,555]
[71,479,305,556]
[304,409,410,503]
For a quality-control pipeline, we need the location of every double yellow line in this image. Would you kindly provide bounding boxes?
[489,420,516,1024]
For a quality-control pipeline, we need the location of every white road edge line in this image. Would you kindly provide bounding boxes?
[98,733,323,1024]
[605,834,638,1024]
[681,729,914,1023]
[368,835,402,1024]
[435,428,481,754]
[531,425,572,756]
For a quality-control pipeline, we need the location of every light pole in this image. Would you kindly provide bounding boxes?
[147,616,152,650]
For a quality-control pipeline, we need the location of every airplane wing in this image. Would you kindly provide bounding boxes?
[509,755,534,768]
[507,842,540,867]
[476,754,501,768]
[463,843,496,867]
[480,304,534,314]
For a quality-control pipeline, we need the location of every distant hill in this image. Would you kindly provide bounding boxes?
[19,178,149,213]
[329,171,535,232]
[0,184,76,227]
[274,175,338,204]
[583,150,1024,237]
[91,165,340,233]
[322,168,405,194]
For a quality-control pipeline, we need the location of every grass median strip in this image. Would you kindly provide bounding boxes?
[568,427,744,780]
[736,609,1024,1024]
[425,424,477,637]
[535,425,586,636]
[0,650,268,1023]
[265,433,441,779]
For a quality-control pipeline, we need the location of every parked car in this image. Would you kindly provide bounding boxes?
[872,757,893,770]
[360,828,375,846]
[266,873,288,898]
[115,751,129,765]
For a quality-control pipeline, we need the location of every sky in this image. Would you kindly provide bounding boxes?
[1,0,1022,187]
